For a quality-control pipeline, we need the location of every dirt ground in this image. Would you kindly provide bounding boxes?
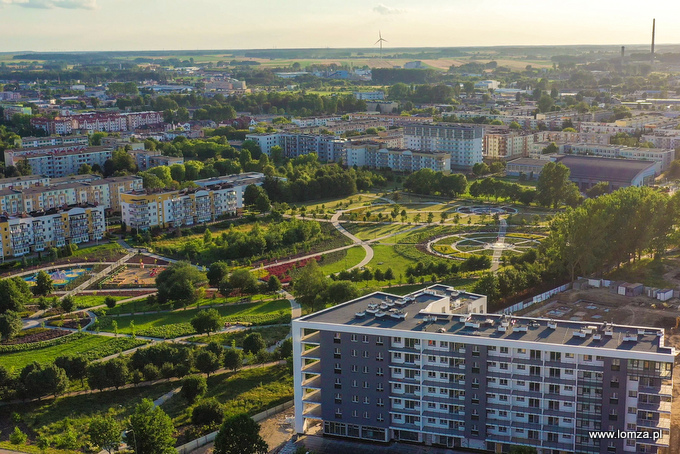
[188,408,296,454]
[523,288,680,329]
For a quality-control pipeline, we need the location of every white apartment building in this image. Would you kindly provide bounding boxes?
[341,144,450,173]
[4,147,113,178]
[404,124,484,170]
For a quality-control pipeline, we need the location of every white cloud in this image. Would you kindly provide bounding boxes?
[373,3,403,15]
[0,0,96,9]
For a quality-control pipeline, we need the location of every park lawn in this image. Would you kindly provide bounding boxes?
[0,381,178,448]
[606,258,675,289]
[342,223,415,241]
[69,242,124,259]
[298,193,380,213]
[74,294,128,309]
[369,245,417,279]
[319,246,366,275]
[148,222,254,250]
[186,325,290,347]
[163,365,294,428]
[0,334,148,372]
[99,299,291,335]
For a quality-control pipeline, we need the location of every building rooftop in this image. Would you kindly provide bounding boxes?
[0,174,47,183]
[299,285,674,356]
[507,158,549,167]
[555,155,657,183]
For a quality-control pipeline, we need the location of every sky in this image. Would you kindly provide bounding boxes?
[0,0,679,52]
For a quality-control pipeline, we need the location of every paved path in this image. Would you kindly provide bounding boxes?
[330,211,373,270]
[490,219,508,273]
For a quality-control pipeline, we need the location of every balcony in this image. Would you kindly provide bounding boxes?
[302,361,321,375]
[302,389,322,404]
[302,405,322,420]
[301,375,322,389]
[638,401,672,413]
[637,418,671,429]
[302,346,320,359]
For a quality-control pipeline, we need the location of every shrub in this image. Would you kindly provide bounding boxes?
[181,375,208,404]
[10,427,27,445]
[191,398,224,428]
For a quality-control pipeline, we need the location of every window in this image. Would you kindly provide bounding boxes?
[352,410,358,418]
[362,366,369,374]
[351,334,358,342]
[362,335,369,343]
[517,348,526,354]
[500,347,509,354]
[363,351,370,358]
[472,345,480,356]
[334,333,341,344]
[611,359,621,371]
[376,367,384,376]
[377,398,384,407]
[351,349,357,357]
[363,396,370,404]
[377,383,384,392]
[335,378,342,389]
[351,365,358,373]
[550,352,561,361]
[352,395,359,403]
[335,408,342,418]
[363,381,370,389]
[352,380,358,388]
[530,350,541,360]
[334,348,341,359]
[335,364,342,374]
[363,411,370,419]
[376,336,383,345]
[377,414,384,422]
[335,393,342,403]
[376,353,383,361]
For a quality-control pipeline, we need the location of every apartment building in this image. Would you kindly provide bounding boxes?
[245,133,347,161]
[341,143,450,173]
[30,111,164,134]
[0,176,142,215]
[404,124,484,170]
[120,183,238,231]
[193,172,265,209]
[641,130,680,149]
[4,146,113,178]
[293,285,675,454]
[0,204,105,258]
[129,149,185,171]
[483,132,533,160]
[18,135,89,149]
[354,91,385,100]
[0,175,50,191]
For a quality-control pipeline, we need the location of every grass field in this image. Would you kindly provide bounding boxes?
[99,299,291,336]
[0,334,148,372]
[318,246,366,275]
[186,325,290,348]
[341,223,416,241]
[163,365,293,427]
[0,381,178,448]
[102,293,275,315]
[74,294,128,309]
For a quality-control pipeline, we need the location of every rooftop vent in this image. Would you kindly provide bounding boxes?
[623,331,638,342]
[547,320,557,329]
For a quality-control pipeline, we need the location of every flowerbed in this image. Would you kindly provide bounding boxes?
[261,257,320,284]
[0,328,68,346]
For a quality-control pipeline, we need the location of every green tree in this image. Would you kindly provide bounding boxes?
[156,262,207,306]
[222,269,258,295]
[254,192,271,212]
[214,413,267,454]
[0,277,32,314]
[190,309,222,336]
[292,260,328,312]
[105,357,129,389]
[60,295,75,313]
[88,415,122,454]
[243,332,266,355]
[128,399,176,454]
[267,275,282,293]
[538,93,555,112]
[586,181,610,198]
[10,427,27,445]
[180,375,208,404]
[195,350,221,377]
[34,270,54,296]
[0,311,22,340]
[223,348,243,371]
[207,261,230,287]
[536,162,581,208]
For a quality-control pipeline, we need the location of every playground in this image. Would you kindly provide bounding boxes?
[24,267,92,288]
[100,264,165,288]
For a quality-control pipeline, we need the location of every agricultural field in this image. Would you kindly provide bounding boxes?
[98,299,291,338]
[0,333,148,372]
[186,325,290,347]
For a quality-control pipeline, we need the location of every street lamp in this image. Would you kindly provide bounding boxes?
[126,428,138,453]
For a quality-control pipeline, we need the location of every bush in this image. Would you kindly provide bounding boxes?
[191,398,225,428]
[10,427,27,445]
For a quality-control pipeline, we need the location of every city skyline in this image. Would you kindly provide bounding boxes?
[0,0,679,52]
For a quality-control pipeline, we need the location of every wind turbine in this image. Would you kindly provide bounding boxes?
[375,31,387,59]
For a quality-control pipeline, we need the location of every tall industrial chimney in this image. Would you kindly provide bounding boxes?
[651,19,656,64]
